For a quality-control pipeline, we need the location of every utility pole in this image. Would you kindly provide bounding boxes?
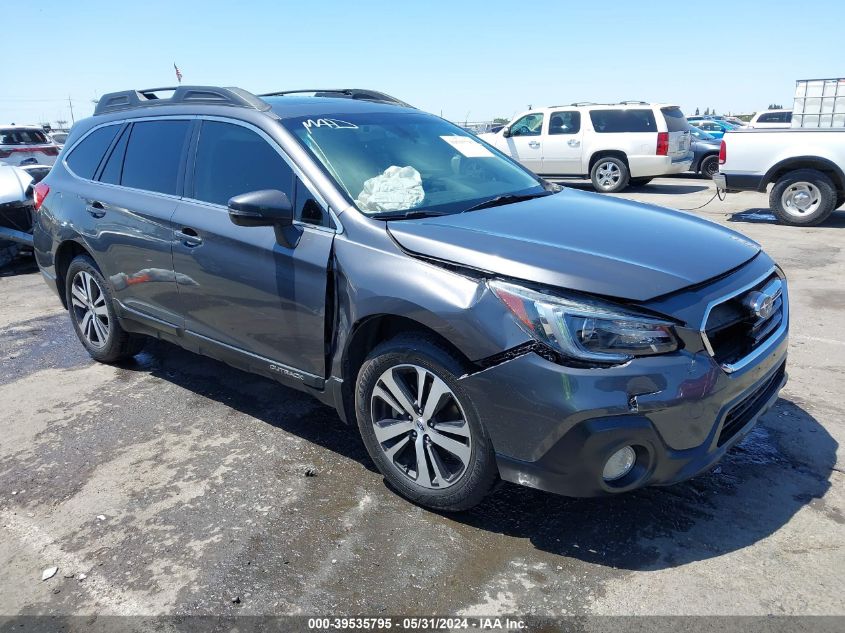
[67,96,75,124]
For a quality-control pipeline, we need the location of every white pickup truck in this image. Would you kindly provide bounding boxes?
[714,129,845,226]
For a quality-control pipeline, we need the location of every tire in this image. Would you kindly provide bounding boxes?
[699,155,719,180]
[355,333,498,511]
[628,177,653,187]
[0,242,19,269]
[65,255,146,363]
[590,156,629,193]
[769,169,837,226]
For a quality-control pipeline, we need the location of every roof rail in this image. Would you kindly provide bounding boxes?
[616,100,650,105]
[259,88,413,108]
[94,86,271,116]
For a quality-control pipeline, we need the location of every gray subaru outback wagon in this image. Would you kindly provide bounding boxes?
[32,86,788,510]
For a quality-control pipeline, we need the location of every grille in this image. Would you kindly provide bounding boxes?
[704,275,784,367]
[718,362,785,446]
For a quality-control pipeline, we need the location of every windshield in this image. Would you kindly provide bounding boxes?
[283,111,544,217]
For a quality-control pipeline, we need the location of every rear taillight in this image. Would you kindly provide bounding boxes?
[42,146,59,156]
[719,140,726,164]
[33,182,50,211]
[656,132,669,156]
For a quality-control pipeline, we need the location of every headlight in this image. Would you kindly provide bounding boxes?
[489,280,679,363]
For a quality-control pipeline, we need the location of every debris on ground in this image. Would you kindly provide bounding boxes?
[41,567,58,581]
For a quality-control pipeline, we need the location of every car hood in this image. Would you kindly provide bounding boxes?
[387,188,760,302]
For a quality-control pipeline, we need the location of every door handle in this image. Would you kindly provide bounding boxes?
[177,227,203,247]
[85,200,107,218]
[567,139,581,147]
[528,141,541,149]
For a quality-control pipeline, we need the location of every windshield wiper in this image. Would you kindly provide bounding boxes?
[461,190,553,214]
[375,209,453,220]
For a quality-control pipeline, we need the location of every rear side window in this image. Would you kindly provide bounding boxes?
[757,112,791,123]
[121,120,191,195]
[549,111,581,135]
[192,121,294,206]
[99,126,130,185]
[590,109,656,133]
[65,125,120,180]
[661,107,689,132]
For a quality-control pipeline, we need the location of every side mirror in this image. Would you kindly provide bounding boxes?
[502,127,512,138]
[228,189,293,227]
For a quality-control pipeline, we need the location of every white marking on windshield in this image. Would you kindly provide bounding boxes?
[302,118,359,131]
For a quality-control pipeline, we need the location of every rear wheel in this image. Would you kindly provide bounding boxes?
[65,255,146,363]
[628,177,653,187]
[769,169,837,226]
[355,334,498,511]
[699,155,719,179]
[590,157,629,193]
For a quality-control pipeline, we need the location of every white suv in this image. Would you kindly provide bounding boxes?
[747,109,793,129]
[0,125,61,167]
[479,102,693,192]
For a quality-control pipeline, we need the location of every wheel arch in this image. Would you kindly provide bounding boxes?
[338,314,476,425]
[588,150,630,172]
[763,156,845,193]
[54,239,97,308]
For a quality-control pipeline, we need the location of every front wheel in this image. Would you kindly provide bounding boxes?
[590,157,629,193]
[769,169,837,226]
[355,334,498,511]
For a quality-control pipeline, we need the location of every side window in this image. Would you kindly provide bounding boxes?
[510,113,544,137]
[65,125,120,180]
[121,120,190,195]
[193,121,294,207]
[590,109,656,133]
[548,111,581,135]
[757,113,775,123]
[294,178,331,227]
[99,126,130,185]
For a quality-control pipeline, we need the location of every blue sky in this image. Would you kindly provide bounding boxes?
[3,0,843,126]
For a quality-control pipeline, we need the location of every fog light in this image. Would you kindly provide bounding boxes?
[602,446,636,481]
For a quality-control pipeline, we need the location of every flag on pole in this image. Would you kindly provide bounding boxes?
[174,63,183,84]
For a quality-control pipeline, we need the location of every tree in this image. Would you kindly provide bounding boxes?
[768,103,783,110]
[704,107,710,115]
[56,119,68,129]
[493,117,509,124]
[695,107,700,115]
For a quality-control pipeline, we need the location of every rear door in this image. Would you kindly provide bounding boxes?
[171,118,334,379]
[501,112,544,173]
[64,119,189,326]
[540,110,583,175]
[660,106,692,158]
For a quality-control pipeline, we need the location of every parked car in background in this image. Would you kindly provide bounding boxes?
[0,125,61,167]
[715,128,845,225]
[689,119,737,139]
[687,126,721,179]
[33,85,787,510]
[0,162,37,267]
[50,131,69,147]
[689,115,747,129]
[480,102,692,193]
[748,110,793,129]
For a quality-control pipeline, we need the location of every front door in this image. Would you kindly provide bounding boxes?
[170,119,334,379]
[502,112,544,173]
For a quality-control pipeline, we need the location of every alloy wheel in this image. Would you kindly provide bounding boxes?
[370,364,472,489]
[596,161,621,190]
[70,271,110,348]
[781,182,821,218]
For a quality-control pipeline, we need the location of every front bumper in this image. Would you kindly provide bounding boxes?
[458,315,788,498]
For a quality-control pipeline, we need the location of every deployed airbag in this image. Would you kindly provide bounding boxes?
[356,165,424,212]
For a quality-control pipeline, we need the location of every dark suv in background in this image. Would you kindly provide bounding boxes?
[33,86,788,510]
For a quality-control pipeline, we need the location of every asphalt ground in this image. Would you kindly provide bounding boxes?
[0,176,843,624]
